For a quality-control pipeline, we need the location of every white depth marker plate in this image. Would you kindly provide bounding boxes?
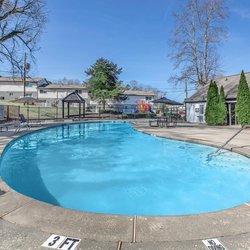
[42,234,81,250]
[202,239,227,250]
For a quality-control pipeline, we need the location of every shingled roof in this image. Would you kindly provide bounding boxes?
[185,72,250,103]
[42,83,87,90]
[62,91,85,103]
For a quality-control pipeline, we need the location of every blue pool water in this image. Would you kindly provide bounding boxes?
[1,122,250,216]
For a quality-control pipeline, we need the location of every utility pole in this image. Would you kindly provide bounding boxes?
[23,52,27,97]
[185,78,188,99]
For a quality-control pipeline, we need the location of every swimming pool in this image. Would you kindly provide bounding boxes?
[1,122,250,216]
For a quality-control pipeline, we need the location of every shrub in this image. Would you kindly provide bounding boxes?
[205,80,219,125]
[217,85,227,125]
[236,71,250,125]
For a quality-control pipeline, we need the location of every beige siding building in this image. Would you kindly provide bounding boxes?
[0,77,49,100]
[38,84,88,107]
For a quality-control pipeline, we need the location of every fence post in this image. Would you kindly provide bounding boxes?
[27,105,29,121]
[7,105,9,120]
[38,107,40,121]
[18,106,20,119]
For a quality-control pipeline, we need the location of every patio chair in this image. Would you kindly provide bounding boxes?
[149,113,162,127]
[171,114,178,127]
[158,116,169,128]
[149,115,169,128]
[14,114,31,134]
[149,117,160,127]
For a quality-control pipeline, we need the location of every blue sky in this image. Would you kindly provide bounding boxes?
[32,0,250,101]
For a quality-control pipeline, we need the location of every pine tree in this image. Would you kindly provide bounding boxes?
[85,58,123,110]
[205,80,219,125]
[217,85,227,125]
[236,71,250,125]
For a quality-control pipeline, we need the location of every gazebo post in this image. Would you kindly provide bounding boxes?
[83,102,85,118]
[67,102,70,118]
[62,101,65,119]
[79,103,81,118]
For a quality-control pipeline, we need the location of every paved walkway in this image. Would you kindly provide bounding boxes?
[133,122,250,157]
[0,121,250,249]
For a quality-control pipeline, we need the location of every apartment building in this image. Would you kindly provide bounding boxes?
[38,84,88,106]
[0,77,49,100]
[0,77,157,113]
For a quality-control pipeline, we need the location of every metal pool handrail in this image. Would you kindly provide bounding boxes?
[207,124,250,160]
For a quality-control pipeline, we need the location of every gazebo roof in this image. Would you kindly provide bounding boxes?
[152,97,182,105]
[62,91,85,103]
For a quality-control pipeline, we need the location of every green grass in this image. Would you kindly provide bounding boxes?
[1,101,82,120]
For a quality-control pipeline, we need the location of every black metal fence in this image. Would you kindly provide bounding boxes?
[0,104,153,121]
[2,105,69,121]
[0,104,185,122]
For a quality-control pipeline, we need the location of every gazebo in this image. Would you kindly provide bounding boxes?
[152,97,183,122]
[62,91,85,119]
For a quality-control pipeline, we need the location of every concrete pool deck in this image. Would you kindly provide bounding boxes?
[0,120,250,249]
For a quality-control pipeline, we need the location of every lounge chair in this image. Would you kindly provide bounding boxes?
[0,122,17,132]
[14,114,31,134]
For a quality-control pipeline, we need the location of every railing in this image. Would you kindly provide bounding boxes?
[207,124,250,160]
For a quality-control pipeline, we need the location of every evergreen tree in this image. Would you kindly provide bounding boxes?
[205,80,219,125]
[85,58,124,110]
[236,71,250,125]
[217,85,227,125]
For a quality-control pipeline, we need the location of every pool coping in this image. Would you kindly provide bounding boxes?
[1,121,250,248]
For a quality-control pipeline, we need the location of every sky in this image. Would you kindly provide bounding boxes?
[17,0,250,101]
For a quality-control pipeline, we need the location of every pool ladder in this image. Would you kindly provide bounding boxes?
[207,124,249,161]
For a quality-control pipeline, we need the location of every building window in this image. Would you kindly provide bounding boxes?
[9,92,14,96]
[40,89,47,94]
[146,96,152,101]
[199,104,204,114]
[26,93,32,97]
[78,90,82,94]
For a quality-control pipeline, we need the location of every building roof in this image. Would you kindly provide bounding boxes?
[0,76,47,83]
[41,84,87,90]
[123,90,156,96]
[185,72,250,103]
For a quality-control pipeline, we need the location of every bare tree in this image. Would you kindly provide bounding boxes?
[126,80,167,97]
[169,0,227,87]
[0,0,46,72]
[55,77,81,85]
